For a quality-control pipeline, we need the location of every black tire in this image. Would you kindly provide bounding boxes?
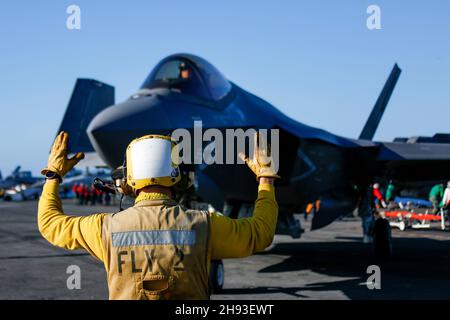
[373,218,392,260]
[209,260,224,293]
[288,215,303,239]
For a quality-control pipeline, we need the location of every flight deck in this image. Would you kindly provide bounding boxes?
[1,200,449,300]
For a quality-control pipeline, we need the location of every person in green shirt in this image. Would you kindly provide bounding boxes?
[385,180,396,204]
[429,182,445,214]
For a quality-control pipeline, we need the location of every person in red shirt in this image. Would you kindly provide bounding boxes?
[76,183,84,205]
[90,184,97,205]
[96,188,103,205]
[83,184,90,205]
[72,183,79,202]
[373,183,386,208]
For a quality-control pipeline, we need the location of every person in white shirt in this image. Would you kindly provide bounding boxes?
[441,181,450,209]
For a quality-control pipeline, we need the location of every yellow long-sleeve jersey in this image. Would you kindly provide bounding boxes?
[37,180,278,262]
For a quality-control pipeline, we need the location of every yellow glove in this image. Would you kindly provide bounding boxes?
[41,131,85,179]
[238,133,280,181]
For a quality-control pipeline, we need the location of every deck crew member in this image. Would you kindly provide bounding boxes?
[38,132,279,299]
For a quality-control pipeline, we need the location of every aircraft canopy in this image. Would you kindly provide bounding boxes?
[141,54,231,101]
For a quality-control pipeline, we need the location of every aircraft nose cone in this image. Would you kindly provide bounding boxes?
[87,96,172,167]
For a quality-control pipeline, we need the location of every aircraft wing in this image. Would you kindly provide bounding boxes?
[375,141,450,181]
[378,141,450,161]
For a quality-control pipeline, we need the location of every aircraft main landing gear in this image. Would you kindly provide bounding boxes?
[209,259,224,293]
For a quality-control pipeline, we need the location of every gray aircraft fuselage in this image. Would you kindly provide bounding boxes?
[63,54,450,230]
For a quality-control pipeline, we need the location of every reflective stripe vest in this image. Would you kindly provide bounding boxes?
[101,199,210,300]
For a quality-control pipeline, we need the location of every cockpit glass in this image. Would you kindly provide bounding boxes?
[153,60,184,81]
[141,56,232,101]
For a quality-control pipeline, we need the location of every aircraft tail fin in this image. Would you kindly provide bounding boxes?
[359,63,401,140]
[57,79,115,153]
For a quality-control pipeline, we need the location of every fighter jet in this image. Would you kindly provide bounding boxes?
[0,166,45,201]
[55,53,450,239]
[0,166,43,190]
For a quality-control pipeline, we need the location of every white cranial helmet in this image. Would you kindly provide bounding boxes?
[126,135,181,190]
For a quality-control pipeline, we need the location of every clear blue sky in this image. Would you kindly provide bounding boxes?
[1,1,449,176]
